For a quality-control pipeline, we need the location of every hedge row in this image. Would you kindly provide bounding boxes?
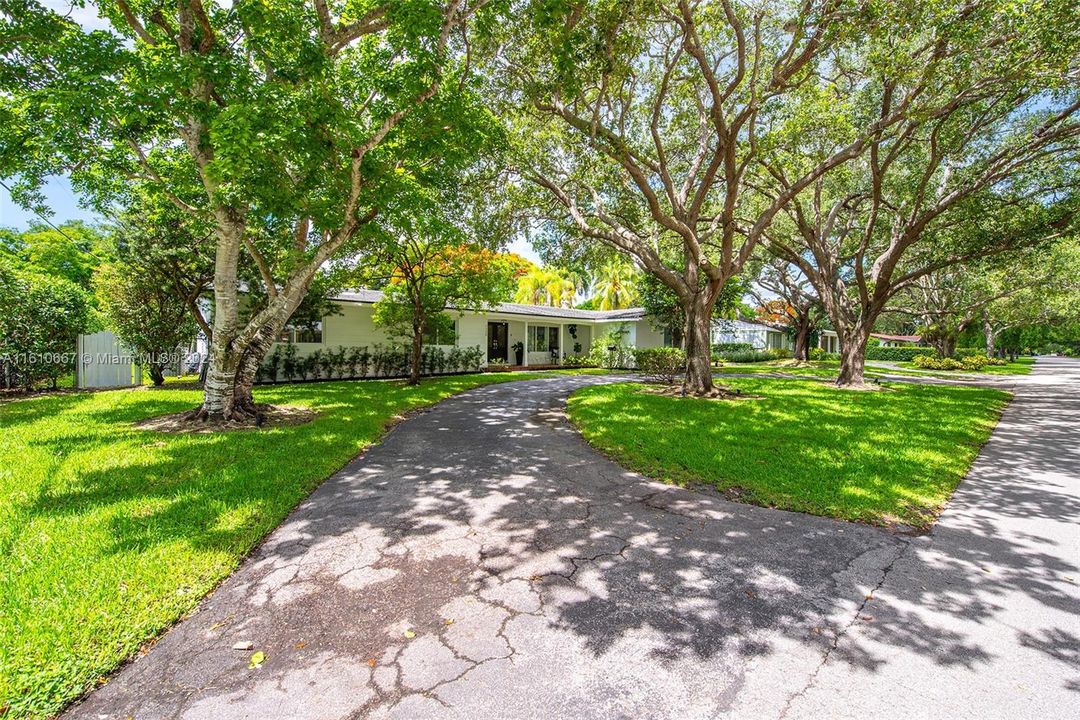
[865,346,935,362]
[255,343,485,383]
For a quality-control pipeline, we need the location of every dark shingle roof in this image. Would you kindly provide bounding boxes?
[334,289,645,322]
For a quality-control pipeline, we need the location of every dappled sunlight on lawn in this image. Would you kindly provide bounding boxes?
[567,378,1010,527]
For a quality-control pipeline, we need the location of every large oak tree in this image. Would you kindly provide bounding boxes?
[497,0,966,394]
[759,0,1080,385]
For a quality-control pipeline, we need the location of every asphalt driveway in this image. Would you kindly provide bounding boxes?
[68,360,1079,719]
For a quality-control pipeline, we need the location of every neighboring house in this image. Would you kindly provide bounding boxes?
[818,329,840,354]
[275,289,665,367]
[815,330,924,354]
[870,333,923,347]
[713,319,793,351]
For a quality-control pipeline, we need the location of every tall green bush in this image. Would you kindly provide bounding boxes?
[634,347,686,384]
[0,265,93,390]
[589,324,635,369]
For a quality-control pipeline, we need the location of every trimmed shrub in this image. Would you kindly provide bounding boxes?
[634,347,686,384]
[961,355,988,370]
[257,343,485,383]
[912,354,1007,372]
[866,346,935,362]
[589,337,635,369]
[711,342,753,354]
[810,348,839,361]
[562,355,594,368]
[913,355,965,370]
[719,349,775,363]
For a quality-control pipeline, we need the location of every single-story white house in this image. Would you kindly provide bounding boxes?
[819,329,840,354]
[815,330,923,354]
[270,290,827,370]
[277,289,665,367]
[714,319,792,351]
[871,333,923,347]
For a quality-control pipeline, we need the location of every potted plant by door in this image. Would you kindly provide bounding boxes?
[512,341,524,366]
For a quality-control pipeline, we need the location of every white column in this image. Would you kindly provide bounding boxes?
[560,323,566,363]
[523,320,529,367]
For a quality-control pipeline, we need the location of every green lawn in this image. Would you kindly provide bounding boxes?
[568,378,1009,529]
[0,371,566,719]
[714,357,1036,380]
[715,359,848,378]
[714,359,894,380]
[893,356,1035,376]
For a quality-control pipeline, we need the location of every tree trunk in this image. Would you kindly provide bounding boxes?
[192,208,327,420]
[149,363,166,386]
[409,326,423,386]
[794,319,811,362]
[200,340,245,418]
[196,309,285,420]
[682,294,715,395]
[836,323,872,388]
[984,314,997,358]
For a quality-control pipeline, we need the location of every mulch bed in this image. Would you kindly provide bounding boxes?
[134,404,317,434]
[642,384,761,401]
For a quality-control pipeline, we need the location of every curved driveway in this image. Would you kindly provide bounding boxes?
[68,361,1080,719]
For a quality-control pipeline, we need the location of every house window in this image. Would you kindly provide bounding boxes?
[278,322,323,344]
[663,327,682,348]
[295,324,323,343]
[527,326,559,352]
[423,320,457,345]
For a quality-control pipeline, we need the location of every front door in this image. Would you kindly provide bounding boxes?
[487,322,508,363]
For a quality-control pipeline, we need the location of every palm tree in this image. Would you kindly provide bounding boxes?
[514,267,578,307]
[514,267,551,305]
[592,259,639,310]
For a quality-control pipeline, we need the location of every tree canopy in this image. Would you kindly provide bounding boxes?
[1,0,501,417]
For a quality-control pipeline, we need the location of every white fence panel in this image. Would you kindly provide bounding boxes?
[76,332,142,389]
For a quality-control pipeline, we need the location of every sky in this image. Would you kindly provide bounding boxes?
[1,177,104,230]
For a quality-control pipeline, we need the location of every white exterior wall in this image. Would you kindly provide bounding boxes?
[634,320,665,349]
[272,302,664,367]
[322,303,390,348]
[566,324,591,356]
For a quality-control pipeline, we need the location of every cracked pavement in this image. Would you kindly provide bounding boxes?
[67,359,1080,719]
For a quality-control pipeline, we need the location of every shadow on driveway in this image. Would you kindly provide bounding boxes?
[65,364,1080,720]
